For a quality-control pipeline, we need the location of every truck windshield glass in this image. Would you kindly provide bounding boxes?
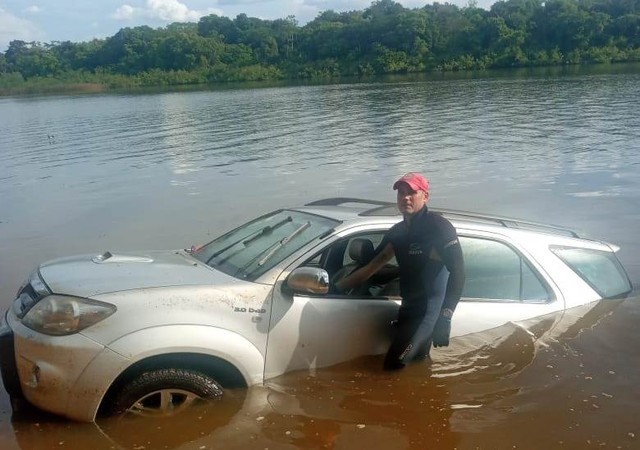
[192,210,338,280]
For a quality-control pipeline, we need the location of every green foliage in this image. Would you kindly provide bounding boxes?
[585,45,627,62]
[0,72,25,88]
[373,44,410,73]
[296,59,342,79]
[2,0,640,94]
[198,15,240,42]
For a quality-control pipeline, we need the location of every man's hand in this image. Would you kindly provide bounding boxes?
[432,309,453,347]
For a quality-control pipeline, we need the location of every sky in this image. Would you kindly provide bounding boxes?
[0,0,495,52]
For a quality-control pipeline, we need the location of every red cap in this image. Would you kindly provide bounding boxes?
[393,172,429,193]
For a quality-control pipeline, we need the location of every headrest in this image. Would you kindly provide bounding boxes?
[348,239,375,264]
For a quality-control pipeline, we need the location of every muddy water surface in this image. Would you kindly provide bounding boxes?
[1,66,639,449]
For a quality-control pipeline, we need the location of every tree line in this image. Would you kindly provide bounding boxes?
[1,0,639,92]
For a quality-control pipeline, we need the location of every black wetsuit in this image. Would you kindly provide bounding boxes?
[379,206,465,370]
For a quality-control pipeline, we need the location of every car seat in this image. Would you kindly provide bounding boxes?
[332,238,375,294]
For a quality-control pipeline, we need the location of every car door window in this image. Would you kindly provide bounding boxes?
[341,233,394,265]
[460,236,550,302]
[340,233,399,297]
[302,232,399,298]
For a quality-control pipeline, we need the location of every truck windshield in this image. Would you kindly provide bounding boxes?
[192,209,338,280]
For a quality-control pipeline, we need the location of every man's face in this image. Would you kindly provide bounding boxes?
[396,183,428,216]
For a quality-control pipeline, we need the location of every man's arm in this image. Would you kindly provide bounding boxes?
[440,236,465,313]
[432,225,465,348]
[335,242,394,292]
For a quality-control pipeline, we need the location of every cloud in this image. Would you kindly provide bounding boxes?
[217,0,273,4]
[113,0,221,22]
[0,7,45,50]
[302,0,438,11]
[303,0,369,9]
[24,5,42,14]
[113,4,137,20]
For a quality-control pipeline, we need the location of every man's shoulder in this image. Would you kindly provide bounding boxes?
[387,220,405,236]
[427,210,454,225]
[423,210,457,234]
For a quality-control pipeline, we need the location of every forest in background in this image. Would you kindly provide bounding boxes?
[1,0,639,94]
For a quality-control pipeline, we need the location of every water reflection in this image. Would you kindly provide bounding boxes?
[440,298,629,439]
[3,297,629,449]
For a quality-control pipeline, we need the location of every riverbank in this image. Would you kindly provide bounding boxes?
[1,61,639,97]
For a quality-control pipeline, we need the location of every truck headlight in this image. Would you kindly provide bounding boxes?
[22,295,116,336]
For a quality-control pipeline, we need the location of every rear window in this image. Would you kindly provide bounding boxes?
[551,246,632,298]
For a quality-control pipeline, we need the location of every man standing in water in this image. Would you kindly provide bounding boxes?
[336,172,465,370]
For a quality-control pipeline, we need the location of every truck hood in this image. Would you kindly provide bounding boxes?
[39,250,241,298]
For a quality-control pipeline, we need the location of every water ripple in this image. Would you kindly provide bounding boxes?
[1,72,639,200]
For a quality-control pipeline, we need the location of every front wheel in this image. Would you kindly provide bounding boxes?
[105,368,223,418]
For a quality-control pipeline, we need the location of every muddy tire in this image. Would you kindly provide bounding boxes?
[106,368,224,417]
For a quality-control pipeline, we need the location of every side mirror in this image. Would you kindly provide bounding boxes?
[286,267,329,295]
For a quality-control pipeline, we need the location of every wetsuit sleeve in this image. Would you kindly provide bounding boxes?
[373,227,395,258]
[437,222,465,312]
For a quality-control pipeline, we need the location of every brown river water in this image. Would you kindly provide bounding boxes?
[1,66,639,449]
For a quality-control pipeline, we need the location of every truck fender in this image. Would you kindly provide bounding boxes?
[106,324,265,385]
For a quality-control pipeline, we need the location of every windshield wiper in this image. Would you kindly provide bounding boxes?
[242,216,293,246]
[258,221,311,267]
[206,216,292,265]
[235,221,311,278]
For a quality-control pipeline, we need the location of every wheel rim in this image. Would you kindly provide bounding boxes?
[128,388,201,417]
